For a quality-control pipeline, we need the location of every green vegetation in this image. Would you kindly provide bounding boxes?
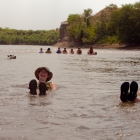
[0,28,59,45]
[0,2,140,46]
[66,2,140,45]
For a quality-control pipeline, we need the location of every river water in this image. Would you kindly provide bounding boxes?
[0,45,140,140]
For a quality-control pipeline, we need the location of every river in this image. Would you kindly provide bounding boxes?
[0,45,140,140]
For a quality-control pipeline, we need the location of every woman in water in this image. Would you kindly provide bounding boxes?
[62,48,68,54]
[28,67,57,96]
[45,48,52,53]
[70,49,74,54]
[56,47,62,54]
[39,48,44,53]
[87,47,97,55]
[76,47,82,54]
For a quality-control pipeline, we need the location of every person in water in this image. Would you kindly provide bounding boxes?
[87,47,96,55]
[56,47,61,54]
[62,48,67,54]
[39,48,44,53]
[76,47,82,54]
[28,67,57,96]
[70,49,74,54]
[45,48,52,53]
[120,81,140,103]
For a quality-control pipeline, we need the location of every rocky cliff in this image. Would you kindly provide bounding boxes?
[59,21,68,42]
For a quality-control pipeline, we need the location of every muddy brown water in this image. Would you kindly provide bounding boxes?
[0,45,140,140]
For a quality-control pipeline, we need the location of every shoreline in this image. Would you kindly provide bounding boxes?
[53,42,140,50]
[1,43,140,50]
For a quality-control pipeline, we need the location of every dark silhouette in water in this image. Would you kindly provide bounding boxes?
[120,81,140,103]
[7,55,16,59]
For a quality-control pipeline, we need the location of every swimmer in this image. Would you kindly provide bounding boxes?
[28,67,57,96]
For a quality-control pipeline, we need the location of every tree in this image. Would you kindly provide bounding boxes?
[83,8,93,27]
[82,25,96,44]
[67,14,86,44]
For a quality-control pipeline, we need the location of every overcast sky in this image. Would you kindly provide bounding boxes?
[0,0,139,30]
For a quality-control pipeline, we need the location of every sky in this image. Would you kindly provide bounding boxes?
[0,0,139,30]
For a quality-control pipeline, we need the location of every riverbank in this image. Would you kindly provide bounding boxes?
[53,41,140,50]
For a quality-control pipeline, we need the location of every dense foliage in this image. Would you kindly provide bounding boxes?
[0,28,59,45]
[66,2,140,45]
[0,2,140,46]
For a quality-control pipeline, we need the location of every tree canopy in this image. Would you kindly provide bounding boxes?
[0,28,59,45]
[66,2,140,45]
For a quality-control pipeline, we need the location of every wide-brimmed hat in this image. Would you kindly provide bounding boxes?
[35,67,53,82]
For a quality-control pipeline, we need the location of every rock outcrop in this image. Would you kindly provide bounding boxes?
[53,21,70,47]
[59,21,68,42]
[54,21,80,48]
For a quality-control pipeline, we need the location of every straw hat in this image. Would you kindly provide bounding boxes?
[35,67,53,82]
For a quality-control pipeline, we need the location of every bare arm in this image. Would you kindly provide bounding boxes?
[50,82,58,90]
[134,97,140,103]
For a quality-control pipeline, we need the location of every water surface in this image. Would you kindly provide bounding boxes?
[0,45,140,140]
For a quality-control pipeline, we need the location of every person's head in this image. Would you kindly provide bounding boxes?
[35,67,53,82]
[58,47,60,50]
[64,48,66,50]
[89,47,93,53]
[78,47,80,50]
[71,49,73,51]
[40,48,43,50]
[47,48,50,51]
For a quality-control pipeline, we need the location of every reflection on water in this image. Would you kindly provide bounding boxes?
[0,45,140,140]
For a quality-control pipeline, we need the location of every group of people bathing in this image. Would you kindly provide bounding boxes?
[39,48,52,53]
[28,66,140,103]
[39,47,97,55]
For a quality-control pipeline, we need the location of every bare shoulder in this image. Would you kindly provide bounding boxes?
[137,91,140,95]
